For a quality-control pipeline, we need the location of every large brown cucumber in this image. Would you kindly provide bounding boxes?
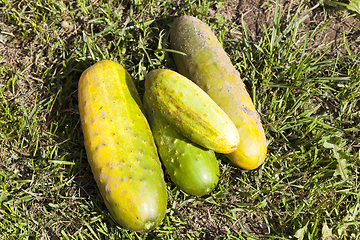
[143,91,219,197]
[170,16,267,170]
[145,69,240,154]
[78,60,167,232]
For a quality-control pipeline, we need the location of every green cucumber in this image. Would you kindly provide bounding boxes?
[170,16,267,170]
[145,69,240,154]
[78,60,167,232]
[143,92,219,197]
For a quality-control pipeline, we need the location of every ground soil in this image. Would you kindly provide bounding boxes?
[217,0,360,56]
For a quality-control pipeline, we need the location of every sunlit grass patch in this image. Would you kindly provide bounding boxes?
[0,0,359,239]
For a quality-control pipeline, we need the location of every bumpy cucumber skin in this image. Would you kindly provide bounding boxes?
[143,92,219,197]
[145,69,240,154]
[170,16,267,170]
[78,60,167,232]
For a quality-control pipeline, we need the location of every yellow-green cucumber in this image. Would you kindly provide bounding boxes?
[145,69,239,154]
[78,60,167,232]
[143,91,219,197]
[170,16,267,170]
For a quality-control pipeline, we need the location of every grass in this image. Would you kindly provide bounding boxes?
[0,0,359,239]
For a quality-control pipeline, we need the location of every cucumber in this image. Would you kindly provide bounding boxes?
[145,68,240,154]
[143,92,219,197]
[78,60,167,232]
[170,16,267,170]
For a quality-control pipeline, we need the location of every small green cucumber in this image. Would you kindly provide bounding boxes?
[170,16,267,170]
[78,60,167,232]
[143,91,219,197]
[145,69,240,154]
